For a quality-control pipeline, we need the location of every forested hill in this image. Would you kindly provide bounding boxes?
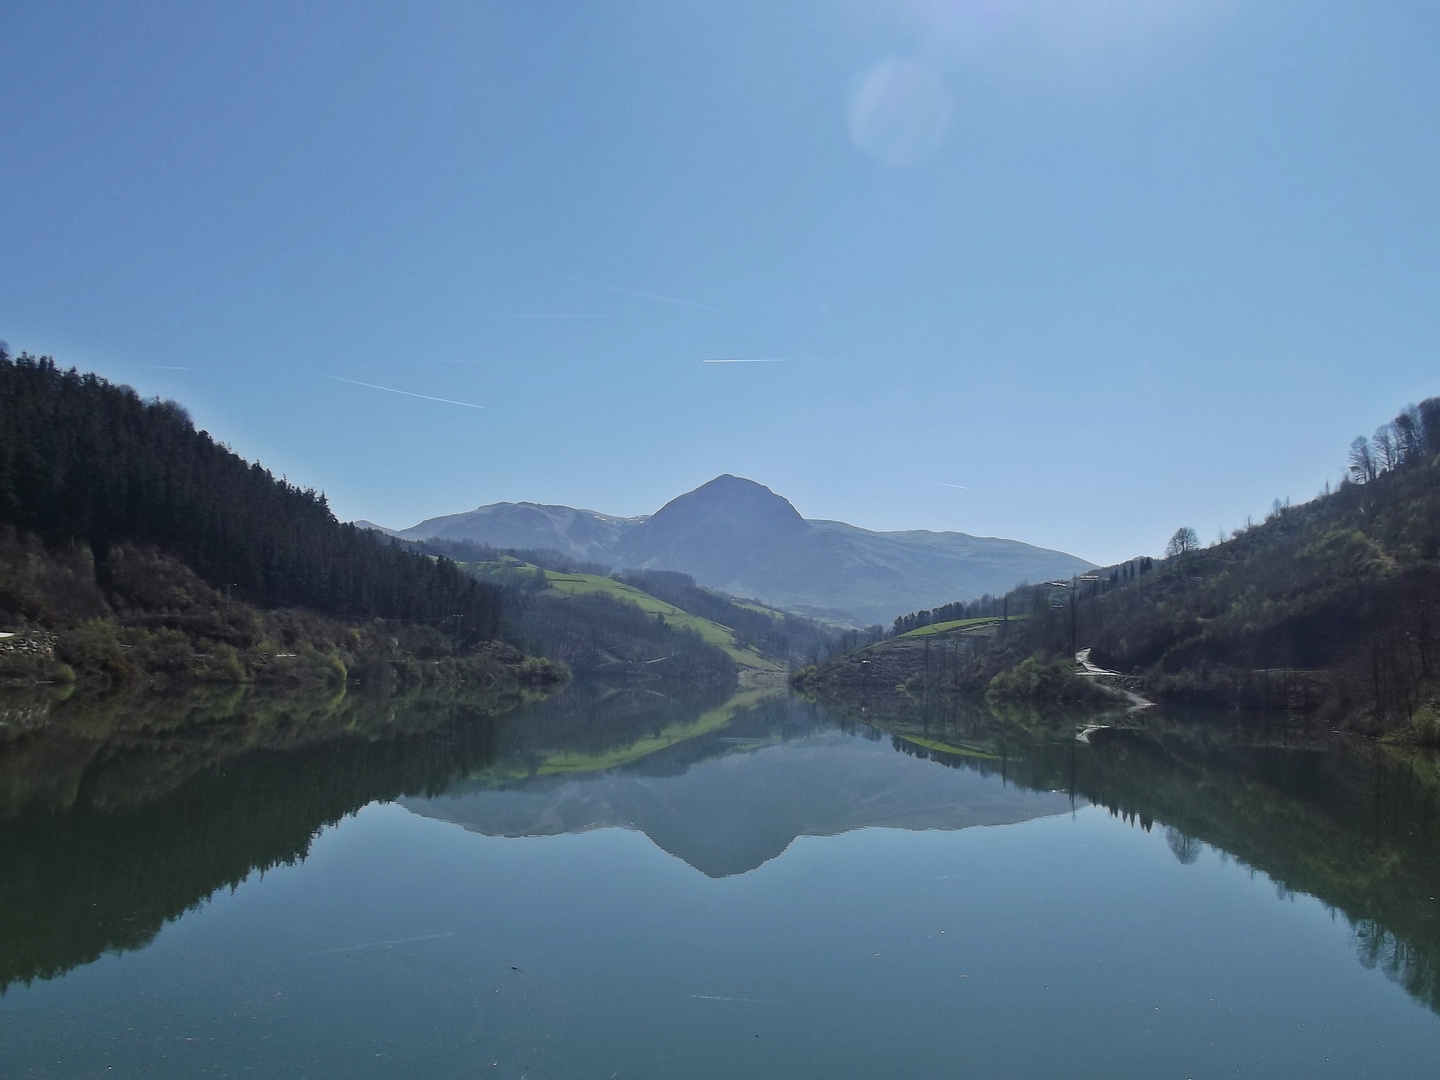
[0,351,500,639]
[811,396,1440,735]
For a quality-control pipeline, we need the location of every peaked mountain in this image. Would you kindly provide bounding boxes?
[377,475,1092,626]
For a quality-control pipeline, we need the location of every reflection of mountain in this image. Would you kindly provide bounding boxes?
[405,731,1073,877]
[5,681,1440,1024]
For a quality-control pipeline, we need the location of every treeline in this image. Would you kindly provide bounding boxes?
[0,352,501,641]
[892,560,1158,636]
[1348,400,1440,484]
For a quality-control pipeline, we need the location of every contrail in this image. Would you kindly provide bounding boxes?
[553,272,718,312]
[608,284,717,311]
[701,358,804,364]
[939,482,970,490]
[487,313,616,321]
[300,931,457,958]
[139,365,191,370]
[307,371,484,409]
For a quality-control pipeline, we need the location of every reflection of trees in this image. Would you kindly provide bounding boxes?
[0,685,519,992]
[0,679,783,992]
[1164,827,1202,865]
[836,693,1440,1015]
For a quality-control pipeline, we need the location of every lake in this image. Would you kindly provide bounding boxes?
[3,682,1440,1078]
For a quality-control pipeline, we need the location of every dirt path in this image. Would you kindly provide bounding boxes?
[1074,648,1154,713]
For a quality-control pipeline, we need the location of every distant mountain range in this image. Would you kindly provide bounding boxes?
[358,475,1092,626]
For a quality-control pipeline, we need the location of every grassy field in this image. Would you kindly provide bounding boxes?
[458,559,785,672]
[900,616,1024,638]
[541,571,782,672]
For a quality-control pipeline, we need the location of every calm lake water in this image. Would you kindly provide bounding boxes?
[3,682,1440,1078]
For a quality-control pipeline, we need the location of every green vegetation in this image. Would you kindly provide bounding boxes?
[444,547,839,682]
[0,525,561,691]
[544,571,778,671]
[824,395,1440,733]
[985,657,1112,704]
[0,352,562,689]
[0,351,501,638]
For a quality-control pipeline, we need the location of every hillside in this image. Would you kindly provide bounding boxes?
[808,396,1440,735]
[451,550,836,682]
[0,352,552,689]
[376,475,1092,626]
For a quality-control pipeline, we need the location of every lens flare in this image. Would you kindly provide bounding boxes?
[848,57,952,168]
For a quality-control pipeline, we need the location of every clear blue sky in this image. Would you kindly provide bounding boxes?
[2,1,1437,565]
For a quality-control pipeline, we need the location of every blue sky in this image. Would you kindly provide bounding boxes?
[2,1,1437,565]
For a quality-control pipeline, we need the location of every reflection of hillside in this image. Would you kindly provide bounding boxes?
[486,683,783,778]
[6,682,1440,1025]
[0,681,783,990]
[834,694,1440,1016]
[407,695,1074,876]
[0,685,524,991]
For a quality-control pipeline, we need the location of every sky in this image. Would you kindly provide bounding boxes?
[2,1,1438,566]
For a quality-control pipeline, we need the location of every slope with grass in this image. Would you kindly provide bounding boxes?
[457,553,794,678]
[542,571,781,673]
[453,552,826,683]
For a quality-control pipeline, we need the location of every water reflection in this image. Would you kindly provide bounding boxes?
[3,681,1440,1019]
[0,683,520,991]
[412,686,1072,876]
[837,692,1440,1013]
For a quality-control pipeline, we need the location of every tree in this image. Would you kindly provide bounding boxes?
[1392,406,1423,462]
[1349,436,1376,483]
[1374,424,1400,472]
[1166,527,1200,559]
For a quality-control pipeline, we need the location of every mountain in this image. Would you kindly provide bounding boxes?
[397,502,641,561]
[376,475,1092,626]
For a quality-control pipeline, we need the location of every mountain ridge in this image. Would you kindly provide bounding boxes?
[361,475,1092,626]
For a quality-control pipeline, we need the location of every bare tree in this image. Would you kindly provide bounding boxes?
[1392,406,1423,461]
[1349,436,1376,483]
[1373,424,1399,472]
[1166,526,1200,559]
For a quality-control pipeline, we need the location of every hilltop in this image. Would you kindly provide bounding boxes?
[369,475,1092,627]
